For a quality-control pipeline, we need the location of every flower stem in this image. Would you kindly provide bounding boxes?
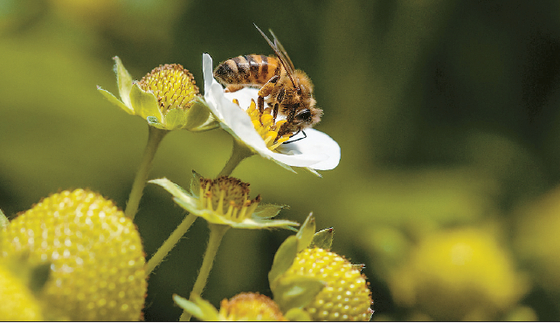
[180,223,230,321]
[145,213,197,276]
[125,126,168,220]
[218,139,254,177]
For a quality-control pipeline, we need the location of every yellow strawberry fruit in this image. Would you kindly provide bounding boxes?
[0,189,147,321]
[286,247,373,321]
[218,292,286,321]
[0,259,44,320]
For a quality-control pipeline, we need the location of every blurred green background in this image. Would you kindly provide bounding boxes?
[2,0,560,320]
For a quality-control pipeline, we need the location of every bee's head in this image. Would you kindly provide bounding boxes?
[294,104,323,128]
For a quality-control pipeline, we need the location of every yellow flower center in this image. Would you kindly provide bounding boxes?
[199,176,261,222]
[138,64,199,113]
[233,99,292,151]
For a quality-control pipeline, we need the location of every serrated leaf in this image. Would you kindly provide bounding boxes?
[296,213,315,252]
[269,235,298,288]
[310,227,334,250]
[173,294,219,321]
[272,275,325,312]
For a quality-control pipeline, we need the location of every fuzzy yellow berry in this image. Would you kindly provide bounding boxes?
[0,261,44,320]
[0,189,147,321]
[390,228,528,320]
[218,292,286,321]
[285,247,373,321]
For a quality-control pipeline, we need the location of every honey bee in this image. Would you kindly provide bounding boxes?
[214,24,323,139]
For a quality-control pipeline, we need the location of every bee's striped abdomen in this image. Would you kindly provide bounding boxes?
[214,55,283,88]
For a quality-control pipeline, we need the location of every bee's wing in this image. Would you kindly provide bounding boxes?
[254,24,298,88]
[268,29,296,74]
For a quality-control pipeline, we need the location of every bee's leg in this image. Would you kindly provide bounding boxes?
[258,75,280,113]
[273,88,285,121]
[258,95,266,114]
[283,130,307,144]
[225,84,244,93]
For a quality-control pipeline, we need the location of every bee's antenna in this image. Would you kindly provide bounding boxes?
[254,23,299,90]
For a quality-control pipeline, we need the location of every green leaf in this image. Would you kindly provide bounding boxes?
[269,235,298,288]
[97,86,134,114]
[129,83,163,123]
[173,294,219,321]
[113,56,134,108]
[272,275,325,312]
[310,227,334,250]
[296,213,315,252]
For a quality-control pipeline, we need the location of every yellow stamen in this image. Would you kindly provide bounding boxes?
[198,176,260,222]
[235,99,297,152]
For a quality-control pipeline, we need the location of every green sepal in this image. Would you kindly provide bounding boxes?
[29,262,51,295]
[129,83,163,123]
[173,294,219,321]
[304,167,322,178]
[284,308,313,321]
[146,116,166,129]
[97,86,134,114]
[0,209,8,229]
[189,170,202,198]
[296,213,315,252]
[310,227,334,250]
[269,235,298,288]
[149,178,198,208]
[113,56,133,108]
[253,203,288,219]
[272,275,325,313]
[188,97,220,131]
[165,108,189,130]
[183,98,215,131]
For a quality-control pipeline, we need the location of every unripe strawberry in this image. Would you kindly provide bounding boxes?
[0,189,147,321]
[218,292,286,321]
[0,259,44,320]
[285,247,373,321]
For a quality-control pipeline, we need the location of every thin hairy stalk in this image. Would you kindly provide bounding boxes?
[125,126,168,219]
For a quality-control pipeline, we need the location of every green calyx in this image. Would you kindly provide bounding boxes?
[268,213,335,313]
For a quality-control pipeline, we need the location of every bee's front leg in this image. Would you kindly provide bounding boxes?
[258,75,279,113]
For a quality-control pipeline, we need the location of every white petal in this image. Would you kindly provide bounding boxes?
[278,129,341,170]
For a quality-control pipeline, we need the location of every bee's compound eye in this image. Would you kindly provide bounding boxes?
[296,109,312,122]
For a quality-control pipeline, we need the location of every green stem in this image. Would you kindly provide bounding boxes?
[217,139,254,177]
[180,223,230,321]
[125,126,168,220]
[145,213,197,276]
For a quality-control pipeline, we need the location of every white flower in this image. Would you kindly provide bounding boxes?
[202,54,341,175]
